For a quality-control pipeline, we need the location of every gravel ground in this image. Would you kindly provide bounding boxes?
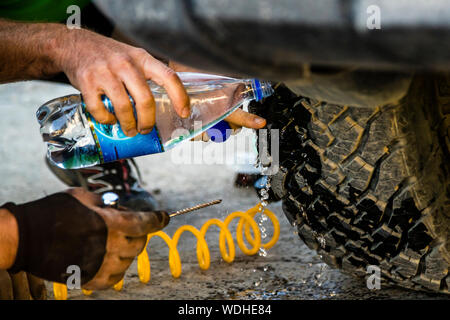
[0,81,447,300]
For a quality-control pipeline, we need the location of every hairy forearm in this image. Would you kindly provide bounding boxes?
[0,19,68,83]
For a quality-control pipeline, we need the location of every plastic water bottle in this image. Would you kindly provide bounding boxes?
[36,72,273,169]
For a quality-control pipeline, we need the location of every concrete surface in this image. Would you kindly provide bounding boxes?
[0,81,446,300]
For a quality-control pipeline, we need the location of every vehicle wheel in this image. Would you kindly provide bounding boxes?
[250,75,450,293]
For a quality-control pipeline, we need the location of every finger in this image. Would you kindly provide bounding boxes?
[82,270,125,291]
[121,236,147,257]
[118,67,156,135]
[0,270,13,300]
[9,271,31,300]
[108,210,170,236]
[229,126,242,136]
[140,57,190,118]
[169,60,204,73]
[82,88,116,124]
[26,273,46,300]
[108,273,126,287]
[227,122,241,132]
[103,254,133,276]
[201,131,211,142]
[108,234,147,258]
[225,108,266,129]
[103,79,137,137]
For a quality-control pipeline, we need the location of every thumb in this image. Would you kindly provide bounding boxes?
[225,108,266,129]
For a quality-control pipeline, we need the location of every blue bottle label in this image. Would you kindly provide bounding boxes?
[83,98,163,163]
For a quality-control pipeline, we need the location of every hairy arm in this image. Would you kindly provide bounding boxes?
[0,19,189,136]
[0,19,65,83]
[0,19,264,137]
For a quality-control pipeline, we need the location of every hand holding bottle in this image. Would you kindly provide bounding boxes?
[37,72,273,169]
[54,28,190,137]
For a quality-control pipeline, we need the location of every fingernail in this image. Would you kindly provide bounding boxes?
[140,128,151,135]
[254,117,266,126]
[126,128,138,137]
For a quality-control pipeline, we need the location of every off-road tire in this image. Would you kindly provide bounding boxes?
[250,75,450,293]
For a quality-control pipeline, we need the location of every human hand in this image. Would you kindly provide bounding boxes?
[66,188,169,290]
[0,271,46,300]
[54,29,190,137]
[0,188,169,291]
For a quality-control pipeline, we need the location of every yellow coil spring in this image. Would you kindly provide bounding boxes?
[52,203,280,300]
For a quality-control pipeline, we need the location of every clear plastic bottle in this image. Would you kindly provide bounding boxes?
[36,72,273,169]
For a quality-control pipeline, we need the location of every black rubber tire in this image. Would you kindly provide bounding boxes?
[250,75,450,293]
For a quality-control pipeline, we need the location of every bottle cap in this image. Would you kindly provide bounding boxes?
[254,175,269,189]
[206,120,232,143]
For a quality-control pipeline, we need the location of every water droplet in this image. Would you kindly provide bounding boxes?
[317,235,326,248]
[258,248,268,257]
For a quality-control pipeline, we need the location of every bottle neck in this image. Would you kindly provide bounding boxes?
[249,79,274,102]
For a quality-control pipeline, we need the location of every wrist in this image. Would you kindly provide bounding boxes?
[43,23,78,74]
[0,208,19,270]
